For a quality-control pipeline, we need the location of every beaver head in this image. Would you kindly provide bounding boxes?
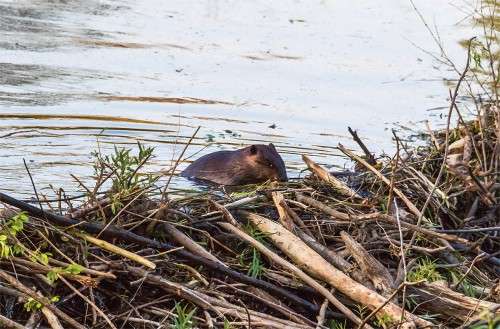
[240,143,288,183]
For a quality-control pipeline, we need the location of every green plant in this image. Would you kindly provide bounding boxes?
[223,318,233,329]
[229,189,256,199]
[407,257,443,283]
[109,193,124,215]
[238,224,267,278]
[461,279,478,298]
[355,304,368,320]
[173,303,196,329]
[448,269,479,298]
[0,234,11,258]
[92,141,155,194]
[329,319,347,329]
[7,212,28,235]
[0,212,29,259]
[46,263,84,284]
[30,251,52,266]
[376,313,395,328]
[11,244,24,255]
[23,297,43,312]
[247,247,264,278]
[23,295,59,312]
[404,293,419,310]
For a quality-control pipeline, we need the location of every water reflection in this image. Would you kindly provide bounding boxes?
[0,63,118,106]
[0,0,122,50]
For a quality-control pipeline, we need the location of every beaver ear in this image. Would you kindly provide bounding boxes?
[268,143,276,150]
[249,145,258,155]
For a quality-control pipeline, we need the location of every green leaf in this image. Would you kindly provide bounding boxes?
[64,264,84,275]
[24,298,43,312]
[12,244,24,256]
[46,268,61,284]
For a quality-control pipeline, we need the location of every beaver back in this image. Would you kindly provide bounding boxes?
[181,144,287,186]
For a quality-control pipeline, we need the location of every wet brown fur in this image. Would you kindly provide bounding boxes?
[181,143,287,186]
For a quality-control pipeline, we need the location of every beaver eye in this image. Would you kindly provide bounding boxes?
[268,163,274,168]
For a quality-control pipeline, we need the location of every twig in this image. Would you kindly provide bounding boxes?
[394,199,408,325]
[435,226,500,233]
[348,127,376,165]
[302,155,362,198]
[315,295,330,329]
[76,233,156,269]
[23,159,43,212]
[161,126,201,201]
[296,193,350,220]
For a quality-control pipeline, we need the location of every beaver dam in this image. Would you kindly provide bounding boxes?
[0,96,499,329]
[1,39,500,328]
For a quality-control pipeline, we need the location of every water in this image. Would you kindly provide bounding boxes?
[0,0,473,197]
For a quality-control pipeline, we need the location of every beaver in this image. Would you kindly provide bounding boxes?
[181,143,288,185]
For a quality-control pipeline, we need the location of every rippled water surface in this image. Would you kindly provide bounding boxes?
[0,0,472,196]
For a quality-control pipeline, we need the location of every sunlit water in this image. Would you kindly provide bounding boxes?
[0,0,474,197]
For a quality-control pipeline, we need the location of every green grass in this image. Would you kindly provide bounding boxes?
[173,303,196,329]
[407,257,443,283]
[238,224,268,278]
[329,319,347,329]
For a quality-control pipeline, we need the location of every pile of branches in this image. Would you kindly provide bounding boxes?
[1,50,500,328]
[0,103,499,329]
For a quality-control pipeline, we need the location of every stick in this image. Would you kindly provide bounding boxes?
[40,307,64,329]
[425,121,440,150]
[315,296,330,329]
[347,127,376,165]
[162,222,225,265]
[76,233,156,269]
[356,282,422,329]
[296,194,350,221]
[302,155,362,199]
[340,231,394,296]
